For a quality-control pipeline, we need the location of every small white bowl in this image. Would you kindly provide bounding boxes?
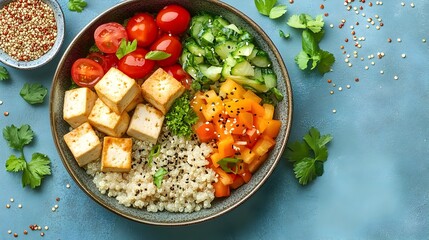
[0,0,65,70]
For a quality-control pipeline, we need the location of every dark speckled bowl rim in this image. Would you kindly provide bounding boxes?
[50,0,293,226]
[0,0,65,70]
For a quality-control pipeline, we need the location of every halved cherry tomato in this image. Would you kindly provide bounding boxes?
[150,35,182,67]
[163,64,192,89]
[126,13,158,47]
[87,53,118,73]
[118,48,155,79]
[156,5,191,35]
[71,58,104,88]
[94,22,128,54]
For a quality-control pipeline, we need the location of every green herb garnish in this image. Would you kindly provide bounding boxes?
[145,50,171,60]
[285,127,333,185]
[68,0,87,13]
[218,158,241,174]
[287,14,335,74]
[0,66,9,81]
[147,144,160,167]
[3,124,51,188]
[116,39,137,60]
[254,0,287,19]
[20,83,48,104]
[153,167,168,188]
[165,91,199,138]
[279,30,290,39]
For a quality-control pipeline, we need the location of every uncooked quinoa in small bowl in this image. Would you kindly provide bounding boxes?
[50,0,293,225]
[0,0,64,69]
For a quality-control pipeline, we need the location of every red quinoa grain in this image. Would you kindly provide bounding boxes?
[0,0,57,61]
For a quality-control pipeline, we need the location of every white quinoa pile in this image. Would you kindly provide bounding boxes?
[85,127,217,213]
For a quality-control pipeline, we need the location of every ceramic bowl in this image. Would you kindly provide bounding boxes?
[50,0,293,225]
[0,0,65,69]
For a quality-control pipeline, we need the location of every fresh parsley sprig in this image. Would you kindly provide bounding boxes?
[285,127,333,185]
[165,91,199,138]
[287,14,335,74]
[68,0,87,13]
[0,66,9,81]
[254,0,287,19]
[20,83,48,104]
[3,124,51,188]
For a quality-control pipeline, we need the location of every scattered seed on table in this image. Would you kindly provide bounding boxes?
[394,75,399,80]
[346,85,351,89]
[8,230,12,234]
[401,2,405,6]
[397,38,402,42]
[10,198,14,202]
[23,230,28,235]
[380,70,384,74]
[66,183,71,188]
[338,87,343,91]
[0,100,3,105]
[13,233,18,237]
[423,38,426,43]
[410,3,415,8]
[365,66,369,70]
[6,204,10,208]
[330,90,334,95]
[40,232,45,237]
[4,111,9,116]
[51,207,56,212]
[332,109,337,114]
[18,204,22,208]
[401,53,406,58]
[44,226,49,230]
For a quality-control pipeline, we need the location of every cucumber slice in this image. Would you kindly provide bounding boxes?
[262,68,277,89]
[228,75,269,93]
[221,56,236,78]
[185,40,205,56]
[200,65,223,81]
[214,41,237,59]
[250,50,272,68]
[200,30,215,45]
[233,42,255,57]
[231,60,255,77]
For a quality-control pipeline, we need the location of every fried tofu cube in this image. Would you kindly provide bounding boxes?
[101,137,132,172]
[88,98,130,137]
[124,90,144,112]
[63,122,102,167]
[63,87,97,128]
[141,68,185,114]
[94,68,140,114]
[126,103,164,144]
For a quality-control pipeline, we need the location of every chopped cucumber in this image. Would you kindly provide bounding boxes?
[231,59,254,77]
[250,50,272,68]
[232,42,255,57]
[214,41,237,59]
[200,65,223,81]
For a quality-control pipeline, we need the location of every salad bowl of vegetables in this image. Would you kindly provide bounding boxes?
[50,0,292,225]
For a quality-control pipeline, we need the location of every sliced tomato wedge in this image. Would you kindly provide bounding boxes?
[71,58,104,88]
[94,22,128,54]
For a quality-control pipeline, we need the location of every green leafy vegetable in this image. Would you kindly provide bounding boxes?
[288,14,335,74]
[218,158,241,174]
[279,30,290,39]
[20,83,48,104]
[89,44,101,53]
[3,124,51,188]
[153,168,168,188]
[254,0,287,19]
[285,127,333,185]
[269,5,287,19]
[147,144,160,167]
[0,66,9,81]
[145,50,171,60]
[68,0,87,13]
[165,91,199,138]
[116,39,137,60]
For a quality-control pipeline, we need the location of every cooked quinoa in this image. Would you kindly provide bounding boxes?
[85,127,217,213]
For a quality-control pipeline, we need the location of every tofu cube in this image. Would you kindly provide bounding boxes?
[126,103,164,144]
[88,98,130,137]
[101,137,132,172]
[94,68,140,114]
[141,68,185,114]
[63,122,102,167]
[124,90,144,112]
[63,87,97,128]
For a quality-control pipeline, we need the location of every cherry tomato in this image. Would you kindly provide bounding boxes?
[71,58,104,88]
[126,13,158,47]
[87,53,118,73]
[118,48,155,79]
[163,64,192,89]
[156,5,191,35]
[150,35,182,67]
[94,22,128,54]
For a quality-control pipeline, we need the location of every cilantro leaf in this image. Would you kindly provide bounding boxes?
[147,144,160,167]
[269,5,287,19]
[294,50,310,70]
[285,127,333,185]
[165,92,199,138]
[287,14,324,33]
[6,155,26,172]
[302,30,320,56]
[0,66,9,81]
[153,168,168,188]
[20,83,48,104]
[306,15,325,33]
[287,15,307,29]
[145,50,171,60]
[116,39,137,60]
[317,50,335,74]
[3,124,34,151]
[254,0,277,16]
[22,153,51,188]
[68,0,87,13]
[218,158,241,174]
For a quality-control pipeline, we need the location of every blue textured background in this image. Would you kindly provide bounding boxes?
[1,0,428,239]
